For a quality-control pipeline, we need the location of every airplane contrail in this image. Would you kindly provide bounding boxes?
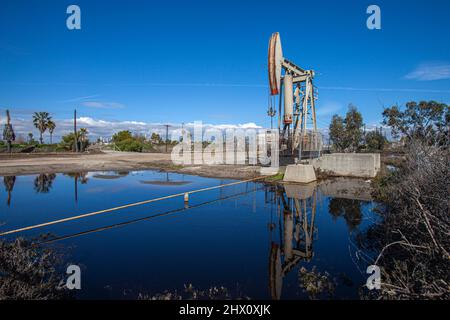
[2,81,449,94]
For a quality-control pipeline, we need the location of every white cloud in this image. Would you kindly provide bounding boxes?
[0,116,265,142]
[405,62,450,81]
[202,122,262,130]
[58,94,101,103]
[82,101,125,109]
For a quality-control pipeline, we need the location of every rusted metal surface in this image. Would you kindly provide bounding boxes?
[268,32,282,95]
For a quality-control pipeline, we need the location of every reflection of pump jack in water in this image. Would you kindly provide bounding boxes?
[267,183,318,300]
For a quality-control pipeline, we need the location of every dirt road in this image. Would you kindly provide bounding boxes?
[0,151,262,179]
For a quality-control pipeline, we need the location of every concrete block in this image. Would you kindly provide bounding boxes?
[260,167,280,176]
[310,153,380,178]
[283,164,317,183]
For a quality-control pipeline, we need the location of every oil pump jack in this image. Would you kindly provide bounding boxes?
[268,32,319,158]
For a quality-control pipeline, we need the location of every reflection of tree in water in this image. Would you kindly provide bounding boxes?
[115,171,129,177]
[328,198,364,230]
[64,172,89,184]
[63,172,89,203]
[298,266,335,300]
[34,173,56,193]
[3,176,16,206]
[139,283,250,300]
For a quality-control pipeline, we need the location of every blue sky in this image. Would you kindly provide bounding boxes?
[1,0,450,138]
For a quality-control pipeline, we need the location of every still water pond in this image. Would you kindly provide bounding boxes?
[0,170,378,299]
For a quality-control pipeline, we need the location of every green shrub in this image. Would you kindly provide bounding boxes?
[12,144,29,149]
[59,133,76,151]
[111,130,155,152]
[142,142,156,152]
[112,130,133,143]
[58,133,89,151]
[365,130,387,151]
[34,144,59,152]
[116,138,143,152]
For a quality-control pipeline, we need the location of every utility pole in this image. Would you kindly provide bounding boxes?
[181,122,185,142]
[165,124,170,153]
[74,109,79,152]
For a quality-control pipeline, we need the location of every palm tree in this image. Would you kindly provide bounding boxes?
[78,128,88,151]
[47,120,56,144]
[2,109,15,152]
[32,112,51,144]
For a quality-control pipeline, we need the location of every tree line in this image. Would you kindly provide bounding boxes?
[328,101,448,153]
[110,130,175,152]
[1,110,89,152]
[328,104,387,152]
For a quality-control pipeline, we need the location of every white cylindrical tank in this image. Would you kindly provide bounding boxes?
[283,74,293,124]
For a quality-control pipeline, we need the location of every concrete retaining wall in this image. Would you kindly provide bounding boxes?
[310,153,380,178]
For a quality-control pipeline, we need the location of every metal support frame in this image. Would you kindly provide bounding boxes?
[281,58,317,157]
